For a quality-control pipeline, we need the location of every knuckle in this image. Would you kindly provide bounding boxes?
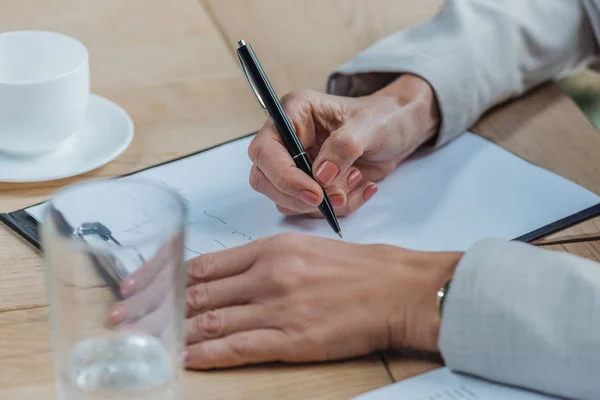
[247,139,262,165]
[274,272,302,298]
[253,236,269,251]
[329,131,363,158]
[273,168,293,194]
[280,92,296,105]
[229,334,257,360]
[188,254,216,280]
[196,310,224,339]
[281,89,313,108]
[264,237,308,291]
[269,232,300,249]
[257,236,294,278]
[187,283,211,311]
[276,205,299,216]
[280,91,300,106]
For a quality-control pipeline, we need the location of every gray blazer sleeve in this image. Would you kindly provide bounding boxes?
[326,0,599,148]
[439,239,600,400]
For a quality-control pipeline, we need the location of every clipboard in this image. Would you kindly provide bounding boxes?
[2,131,600,252]
[0,132,258,251]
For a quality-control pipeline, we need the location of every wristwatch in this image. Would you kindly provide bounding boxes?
[436,279,452,318]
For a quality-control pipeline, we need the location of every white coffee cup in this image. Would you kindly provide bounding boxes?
[0,30,89,156]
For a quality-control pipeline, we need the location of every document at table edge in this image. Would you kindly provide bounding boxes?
[352,367,559,399]
[21,131,600,259]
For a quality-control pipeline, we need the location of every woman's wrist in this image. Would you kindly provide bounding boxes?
[386,247,462,353]
[372,73,441,147]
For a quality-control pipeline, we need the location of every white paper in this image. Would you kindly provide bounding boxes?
[352,367,558,399]
[26,132,600,260]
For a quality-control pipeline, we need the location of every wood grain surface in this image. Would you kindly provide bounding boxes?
[0,307,392,399]
[2,1,600,398]
[204,0,443,92]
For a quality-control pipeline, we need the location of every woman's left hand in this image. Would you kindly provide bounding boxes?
[183,233,460,369]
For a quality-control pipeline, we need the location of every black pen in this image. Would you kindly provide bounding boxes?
[236,39,342,238]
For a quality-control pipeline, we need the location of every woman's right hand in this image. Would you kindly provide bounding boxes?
[247,73,440,218]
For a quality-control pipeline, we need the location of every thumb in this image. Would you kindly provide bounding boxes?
[312,126,365,187]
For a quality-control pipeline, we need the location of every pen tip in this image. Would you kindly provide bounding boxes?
[337,232,343,239]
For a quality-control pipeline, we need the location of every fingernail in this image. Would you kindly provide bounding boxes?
[299,190,321,206]
[183,350,190,364]
[363,184,378,201]
[315,161,339,185]
[109,304,126,325]
[329,194,345,208]
[347,170,363,188]
[120,277,136,297]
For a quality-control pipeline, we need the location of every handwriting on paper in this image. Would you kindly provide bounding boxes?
[183,210,254,259]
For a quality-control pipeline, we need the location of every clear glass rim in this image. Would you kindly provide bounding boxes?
[42,177,187,251]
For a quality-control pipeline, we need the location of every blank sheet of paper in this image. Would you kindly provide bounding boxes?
[25,132,600,260]
[352,367,558,399]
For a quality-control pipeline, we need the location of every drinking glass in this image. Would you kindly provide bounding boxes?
[41,179,187,400]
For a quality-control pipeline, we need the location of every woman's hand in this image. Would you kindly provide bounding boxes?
[183,233,461,369]
[107,238,183,344]
[248,74,440,217]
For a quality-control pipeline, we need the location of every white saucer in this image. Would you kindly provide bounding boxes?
[0,93,134,183]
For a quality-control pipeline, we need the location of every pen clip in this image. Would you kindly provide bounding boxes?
[237,40,267,111]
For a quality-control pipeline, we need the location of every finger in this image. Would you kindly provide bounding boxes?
[298,180,377,219]
[323,167,365,210]
[186,304,266,345]
[252,90,319,154]
[345,167,365,192]
[355,160,397,183]
[306,145,319,162]
[185,329,288,370]
[119,242,175,298]
[248,125,323,207]
[335,181,378,217]
[276,205,300,216]
[278,90,321,146]
[276,205,326,218]
[276,166,364,214]
[186,276,254,316]
[312,126,365,187]
[109,266,172,326]
[186,241,259,286]
[249,165,318,213]
[127,294,173,338]
[159,325,173,349]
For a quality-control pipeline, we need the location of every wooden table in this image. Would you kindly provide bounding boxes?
[1,1,599,398]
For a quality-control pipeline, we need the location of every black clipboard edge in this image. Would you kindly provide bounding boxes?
[1,209,41,249]
[2,130,600,249]
[513,202,600,243]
